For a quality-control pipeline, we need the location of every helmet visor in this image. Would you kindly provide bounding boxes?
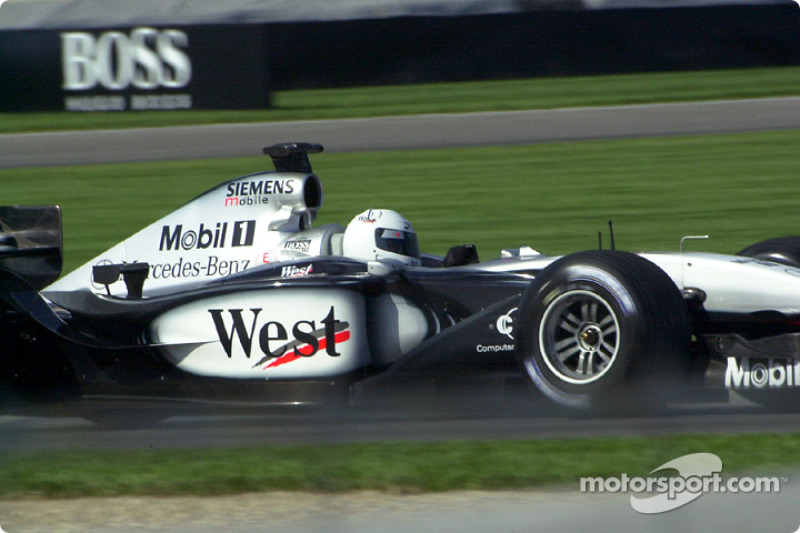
[375,228,420,260]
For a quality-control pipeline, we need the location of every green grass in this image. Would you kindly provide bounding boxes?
[1,433,798,498]
[3,67,800,133]
[1,130,798,273]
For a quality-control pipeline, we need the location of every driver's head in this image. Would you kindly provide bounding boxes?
[342,209,421,266]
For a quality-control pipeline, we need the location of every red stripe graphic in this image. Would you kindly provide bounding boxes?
[265,330,351,369]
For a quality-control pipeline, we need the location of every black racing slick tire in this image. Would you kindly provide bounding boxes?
[515,250,692,411]
[737,237,800,267]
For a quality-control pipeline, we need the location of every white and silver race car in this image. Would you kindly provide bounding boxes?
[1,142,798,413]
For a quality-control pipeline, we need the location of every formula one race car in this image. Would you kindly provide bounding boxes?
[2,142,800,415]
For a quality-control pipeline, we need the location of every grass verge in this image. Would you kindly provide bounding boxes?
[2,67,800,133]
[1,433,798,498]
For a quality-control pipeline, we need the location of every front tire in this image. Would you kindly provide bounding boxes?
[737,237,800,410]
[737,237,800,267]
[516,251,691,411]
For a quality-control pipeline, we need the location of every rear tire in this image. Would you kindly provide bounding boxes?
[516,251,691,411]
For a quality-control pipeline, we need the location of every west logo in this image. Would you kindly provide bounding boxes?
[281,264,313,277]
[159,220,255,251]
[208,307,349,367]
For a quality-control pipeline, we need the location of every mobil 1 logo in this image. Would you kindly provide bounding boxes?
[159,221,256,251]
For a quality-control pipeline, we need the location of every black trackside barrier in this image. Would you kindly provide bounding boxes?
[266,5,800,90]
[1,5,799,112]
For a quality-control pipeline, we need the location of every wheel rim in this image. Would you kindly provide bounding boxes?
[538,290,620,385]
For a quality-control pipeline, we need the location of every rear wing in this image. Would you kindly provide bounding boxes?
[0,206,63,290]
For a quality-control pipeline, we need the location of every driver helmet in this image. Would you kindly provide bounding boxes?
[342,209,421,266]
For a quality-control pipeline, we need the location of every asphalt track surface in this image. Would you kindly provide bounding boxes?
[3,97,800,167]
[3,98,800,531]
[0,398,793,452]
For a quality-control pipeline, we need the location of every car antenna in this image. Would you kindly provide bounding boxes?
[608,220,616,251]
[598,231,603,250]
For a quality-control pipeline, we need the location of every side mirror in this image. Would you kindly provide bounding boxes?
[92,262,150,299]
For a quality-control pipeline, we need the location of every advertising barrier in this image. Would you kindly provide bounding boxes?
[266,5,800,90]
[1,5,799,111]
[0,25,269,112]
